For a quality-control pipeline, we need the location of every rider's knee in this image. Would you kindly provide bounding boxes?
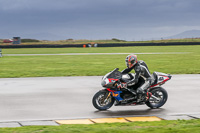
[137,87,144,94]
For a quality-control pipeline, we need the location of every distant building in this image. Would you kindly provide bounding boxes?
[12,37,21,44]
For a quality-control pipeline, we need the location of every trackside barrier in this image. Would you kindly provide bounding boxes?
[0,42,200,48]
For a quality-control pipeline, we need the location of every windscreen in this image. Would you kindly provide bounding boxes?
[107,69,122,79]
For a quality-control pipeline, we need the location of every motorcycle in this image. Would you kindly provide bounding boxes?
[92,68,172,110]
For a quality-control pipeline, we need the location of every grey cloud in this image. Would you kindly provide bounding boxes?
[1,0,200,40]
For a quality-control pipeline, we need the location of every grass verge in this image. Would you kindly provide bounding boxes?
[2,45,200,54]
[0,45,200,78]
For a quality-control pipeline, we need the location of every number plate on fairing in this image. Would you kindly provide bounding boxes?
[157,75,169,84]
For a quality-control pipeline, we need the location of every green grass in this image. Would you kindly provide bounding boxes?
[1,119,200,133]
[0,45,200,78]
[2,45,199,54]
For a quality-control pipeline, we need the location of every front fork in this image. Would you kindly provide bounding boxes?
[103,91,111,103]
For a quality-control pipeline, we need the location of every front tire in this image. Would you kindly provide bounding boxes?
[146,87,168,109]
[92,90,115,110]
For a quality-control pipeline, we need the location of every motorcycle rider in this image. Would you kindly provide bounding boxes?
[118,54,154,102]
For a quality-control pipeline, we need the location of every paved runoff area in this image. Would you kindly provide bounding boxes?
[0,74,200,127]
[0,114,200,127]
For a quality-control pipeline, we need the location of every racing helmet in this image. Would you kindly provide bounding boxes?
[125,54,137,68]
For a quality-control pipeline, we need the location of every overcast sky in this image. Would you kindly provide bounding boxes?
[0,0,200,41]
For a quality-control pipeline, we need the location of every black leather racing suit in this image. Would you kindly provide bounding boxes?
[121,60,154,94]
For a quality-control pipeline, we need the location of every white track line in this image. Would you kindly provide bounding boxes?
[3,52,191,56]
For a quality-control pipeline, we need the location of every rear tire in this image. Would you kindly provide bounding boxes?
[92,90,115,110]
[146,87,168,109]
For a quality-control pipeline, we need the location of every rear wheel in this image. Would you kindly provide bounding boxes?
[92,90,115,110]
[146,87,168,109]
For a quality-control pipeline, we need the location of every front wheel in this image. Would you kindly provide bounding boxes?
[146,87,168,109]
[92,90,115,110]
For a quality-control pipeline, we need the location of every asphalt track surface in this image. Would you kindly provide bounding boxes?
[0,74,199,122]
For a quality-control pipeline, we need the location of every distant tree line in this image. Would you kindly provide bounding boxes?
[21,39,40,43]
[111,38,126,42]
